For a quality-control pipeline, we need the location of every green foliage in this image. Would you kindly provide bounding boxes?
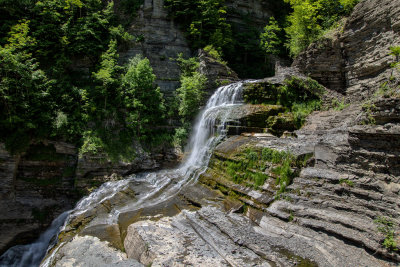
[261,147,297,194]
[292,100,322,128]
[278,76,325,107]
[122,54,166,140]
[284,0,359,56]
[204,45,226,64]
[164,0,232,52]
[222,147,303,192]
[79,130,104,156]
[389,46,400,69]
[0,45,54,154]
[272,160,294,194]
[92,39,122,110]
[244,77,324,130]
[374,216,398,251]
[260,17,282,56]
[174,53,200,77]
[339,179,354,187]
[173,126,189,148]
[174,54,207,124]
[361,101,376,125]
[0,0,138,156]
[331,98,350,111]
[177,73,207,121]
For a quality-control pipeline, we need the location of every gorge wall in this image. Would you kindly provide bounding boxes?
[119,0,275,96]
[293,0,400,100]
[0,141,178,255]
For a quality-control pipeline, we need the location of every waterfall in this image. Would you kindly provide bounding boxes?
[0,81,245,267]
[0,212,69,267]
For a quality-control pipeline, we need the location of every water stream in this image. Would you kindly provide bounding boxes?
[0,81,245,267]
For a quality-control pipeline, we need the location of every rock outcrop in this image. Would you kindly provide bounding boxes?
[293,0,400,100]
[198,49,239,95]
[0,142,78,255]
[200,98,399,264]
[0,140,179,255]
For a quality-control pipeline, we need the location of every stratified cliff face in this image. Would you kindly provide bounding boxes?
[119,0,191,97]
[119,0,275,96]
[293,0,400,99]
[225,0,272,27]
[0,140,179,255]
[0,142,78,255]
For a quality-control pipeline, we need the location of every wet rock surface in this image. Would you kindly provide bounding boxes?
[199,100,400,265]
[43,97,399,267]
[0,140,180,255]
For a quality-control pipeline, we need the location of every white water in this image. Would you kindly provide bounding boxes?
[0,212,69,267]
[0,81,245,267]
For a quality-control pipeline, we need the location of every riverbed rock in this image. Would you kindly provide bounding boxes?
[51,236,142,267]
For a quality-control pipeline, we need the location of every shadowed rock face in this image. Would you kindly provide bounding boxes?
[0,142,78,256]
[119,0,192,98]
[0,141,179,256]
[293,0,400,100]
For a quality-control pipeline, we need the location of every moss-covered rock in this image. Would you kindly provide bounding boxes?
[266,112,297,135]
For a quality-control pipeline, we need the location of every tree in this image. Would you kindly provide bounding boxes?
[92,39,122,113]
[164,0,232,52]
[0,46,54,153]
[260,17,282,56]
[284,0,359,57]
[176,72,207,122]
[122,55,166,139]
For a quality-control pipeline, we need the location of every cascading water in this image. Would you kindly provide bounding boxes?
[0,212,69,267]
[0,81,245,267]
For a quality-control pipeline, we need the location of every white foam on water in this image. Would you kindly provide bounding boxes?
[0,81,246,267]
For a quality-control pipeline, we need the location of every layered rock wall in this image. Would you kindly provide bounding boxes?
[0,142,78,255]
[293,0,400,100]
[119,0,191,97]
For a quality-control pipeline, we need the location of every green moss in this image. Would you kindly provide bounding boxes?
[244,77,324,132]
[266,112,296,134]
[243,82,280,105]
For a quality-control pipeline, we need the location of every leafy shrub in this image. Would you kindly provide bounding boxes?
[164,0,232,52]
[175,54,207,123]
[260,17,282,56]
[284,0,359,56]
[173,126,189,148]
[374,216,398,251]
